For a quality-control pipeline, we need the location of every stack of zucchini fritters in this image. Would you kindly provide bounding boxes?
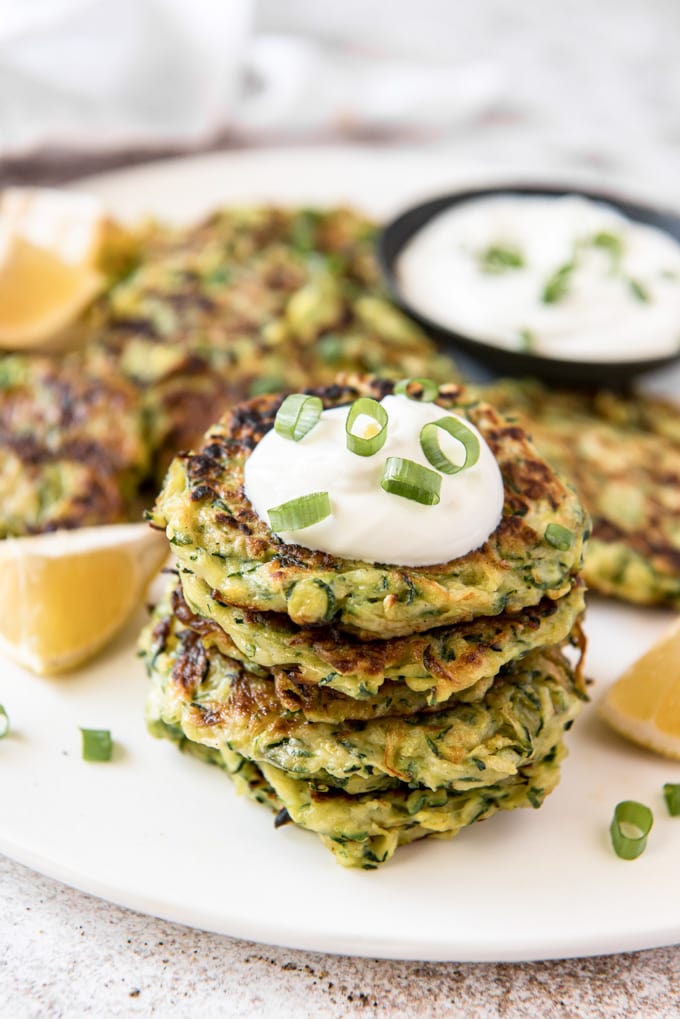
[141,376,589,869]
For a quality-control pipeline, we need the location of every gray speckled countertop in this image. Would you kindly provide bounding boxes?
[3,854,680,1018]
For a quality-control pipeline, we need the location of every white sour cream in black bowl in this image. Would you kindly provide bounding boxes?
[379,185,680,384]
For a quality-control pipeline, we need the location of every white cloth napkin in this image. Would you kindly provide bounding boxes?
[0,0,254,156]
[0,1,502,157]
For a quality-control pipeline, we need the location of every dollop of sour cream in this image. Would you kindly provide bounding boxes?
[244,394,505,566]
[397,194,680,362]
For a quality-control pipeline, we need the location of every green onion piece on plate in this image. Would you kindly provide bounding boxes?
[0,704,9,739]
[545,523,574,551]
[663,783,680,816]
[274,394,323,442]
[381,457,441,506]
[394,377,439,402]
[80,728,113,762]
[345,397,388,457]
[268,492,331,531]
[420,417,480,475]
[610,800,653,860]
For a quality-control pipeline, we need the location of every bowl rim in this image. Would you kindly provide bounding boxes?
[377,181,680,384]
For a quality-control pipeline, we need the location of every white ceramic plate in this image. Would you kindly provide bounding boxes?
[1,148,679,963]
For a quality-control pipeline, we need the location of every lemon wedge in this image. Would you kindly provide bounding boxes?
[0,234,103,350]
[0,187,132,351]
[0,524,168,676]
[599,618,680,759]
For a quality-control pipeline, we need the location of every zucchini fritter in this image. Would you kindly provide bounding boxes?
[142,608,584,796]
[482,379,680,608]
[91,206,458,475]
[256,745,565,869]
[0,353,147,537]
[0,206,457,538]
[147,693,569,869]
[177,572,586,705]
[151,377,589,638]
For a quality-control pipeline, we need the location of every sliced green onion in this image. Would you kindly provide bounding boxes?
[345,397,388,457]
[628,277,651,303]
[610,800,653,860]
[592,230,624,264]
[420,417,480,476]
[80,728,113,762]
[0,705,9,739]
[542,261,575,304]
[394,377,439,402]
[274,394,322,442]
[663,783,680,816]
[381,458,441,506]
[268,492,331,531]
[479,245,525,273]
[518,328,536,351]
[545,523,574,551]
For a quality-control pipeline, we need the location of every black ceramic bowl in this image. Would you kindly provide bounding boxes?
[378,183,680,385]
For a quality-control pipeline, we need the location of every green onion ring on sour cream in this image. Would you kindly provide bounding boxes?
[244,394,504,566]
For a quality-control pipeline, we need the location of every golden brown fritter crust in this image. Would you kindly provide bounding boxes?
[141,600,583,795]
[175,572,586,706]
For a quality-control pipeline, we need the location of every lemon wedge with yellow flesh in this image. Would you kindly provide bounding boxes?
[0,187,130,350]
[0,234,103,349]
[0,524,168,676]
[599,618,680,759]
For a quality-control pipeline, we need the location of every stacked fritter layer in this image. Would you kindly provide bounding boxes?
[141,377,589,868]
